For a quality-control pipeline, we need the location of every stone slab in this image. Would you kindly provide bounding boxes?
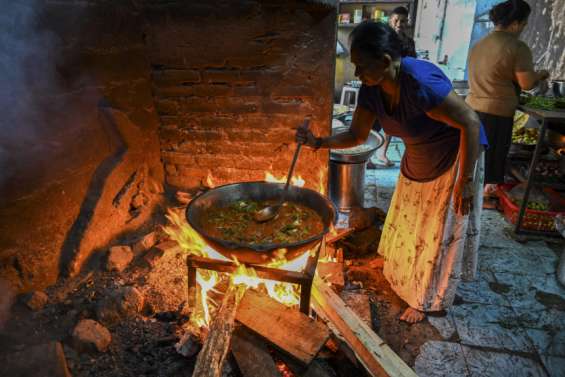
[462,345,547,377]
[456,271,510,306]
[414,341,469,377]
[493,271,565,312]
[478,245,556,276]
[451,303,535,353]
[427,314,457,340]
[527,328,565,357]
[540,355,565,377]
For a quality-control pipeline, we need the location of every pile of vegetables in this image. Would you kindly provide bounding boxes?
[512,111,538,145]
[523,95,565,111]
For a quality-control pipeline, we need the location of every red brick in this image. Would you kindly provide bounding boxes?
[202,69,240,84]
[155,99,179,115]
[152,69,201,85]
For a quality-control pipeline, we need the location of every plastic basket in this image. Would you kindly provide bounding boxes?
[496,183,565,232]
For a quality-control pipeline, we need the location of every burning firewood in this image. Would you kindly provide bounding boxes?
[192,280,247,377]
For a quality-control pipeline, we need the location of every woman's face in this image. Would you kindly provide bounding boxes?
[351,48,387,86]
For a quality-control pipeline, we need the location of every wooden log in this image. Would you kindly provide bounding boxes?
[316,261,345,291]
[231,327,281,377]
[192,281,247,377]
[236,289,330,365]
[311,276,417,377]
[325,228,354,245]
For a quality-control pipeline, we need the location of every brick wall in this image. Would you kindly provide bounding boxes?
[145,0,337,192]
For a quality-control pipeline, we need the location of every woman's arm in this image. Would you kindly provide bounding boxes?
[297,106,376,149]
[426,91,481,214]
[515,70,549,91]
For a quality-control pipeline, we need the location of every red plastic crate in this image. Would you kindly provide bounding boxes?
[496,183,565,232]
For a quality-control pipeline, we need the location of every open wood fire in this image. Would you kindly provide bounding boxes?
[157,175,416,377]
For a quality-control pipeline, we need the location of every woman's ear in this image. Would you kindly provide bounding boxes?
[381,54,393,70]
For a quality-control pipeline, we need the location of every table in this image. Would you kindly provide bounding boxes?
[513,105,565,235]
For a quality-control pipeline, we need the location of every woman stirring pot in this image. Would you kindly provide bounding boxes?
[297,22,488,323]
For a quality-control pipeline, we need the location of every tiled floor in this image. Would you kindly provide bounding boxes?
[364,144,565,377]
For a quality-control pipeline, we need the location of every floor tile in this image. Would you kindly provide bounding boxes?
[415,341,470,377]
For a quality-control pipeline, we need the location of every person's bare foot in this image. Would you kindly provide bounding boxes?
[399,307,425,323]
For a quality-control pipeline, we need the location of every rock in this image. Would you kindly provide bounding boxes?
[2,341,71,377]
[106,245,134,272]
[131,192,148,209]
[348,207,377,231]
[132,231,158,254]
[72,319,112,353]
[23,290,49,311]
[97,286,144,325]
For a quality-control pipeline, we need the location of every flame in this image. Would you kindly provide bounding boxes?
[163,208,312,328]
[205,173,216,188]
[318,169,326,195]
[265,172,305,187]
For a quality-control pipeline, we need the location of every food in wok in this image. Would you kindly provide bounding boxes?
[200,199,324,245]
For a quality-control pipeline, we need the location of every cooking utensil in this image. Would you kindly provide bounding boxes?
[329,126,384,163]
[552,80,565,98]
[185,181,336,263]
[254,118,310,223]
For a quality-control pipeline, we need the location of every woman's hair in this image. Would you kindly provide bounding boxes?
[350,21,402,61]
[489,0,531,28]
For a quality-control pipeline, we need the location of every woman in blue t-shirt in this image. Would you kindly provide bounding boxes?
[298,22,487,323]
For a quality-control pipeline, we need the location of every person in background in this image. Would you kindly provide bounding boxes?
[466,0,549,208]
[369,6,416,168]
[298,22,488,323]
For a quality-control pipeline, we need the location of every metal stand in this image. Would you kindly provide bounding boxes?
[514,106,565,236]
[186,239,324,315]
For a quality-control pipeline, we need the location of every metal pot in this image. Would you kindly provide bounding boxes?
[185,181,336,264]
[329,127,384,163]
[552,80,565,98]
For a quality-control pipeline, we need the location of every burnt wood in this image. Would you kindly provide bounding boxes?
[231,327,281,377]
[192,281,247,377]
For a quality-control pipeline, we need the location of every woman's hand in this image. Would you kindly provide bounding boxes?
[295,125,318,147]
[453,178,474,216]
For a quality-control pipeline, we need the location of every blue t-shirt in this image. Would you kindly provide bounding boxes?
[359,57,488,182]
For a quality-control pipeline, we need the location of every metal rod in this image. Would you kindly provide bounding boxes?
[515,118,547,233]
[186,255,311,285]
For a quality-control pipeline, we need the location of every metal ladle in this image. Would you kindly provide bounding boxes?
[254,118,311,223]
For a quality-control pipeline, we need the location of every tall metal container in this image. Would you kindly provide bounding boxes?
[328,128,384,211]
[329,160,366,210]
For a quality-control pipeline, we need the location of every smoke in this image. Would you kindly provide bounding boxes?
[0,0,62,193]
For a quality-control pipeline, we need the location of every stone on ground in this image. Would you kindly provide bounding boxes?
[72,319,112,353]
[106,245,134,272]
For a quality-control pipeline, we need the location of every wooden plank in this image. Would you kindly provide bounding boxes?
[311,276,417,377]
[316,261,345,291]
[231,327,281,377]
[236,289,330,365]
[193,282,247,377]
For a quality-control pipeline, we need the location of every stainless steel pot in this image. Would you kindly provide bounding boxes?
[329,127,384,163]
[329,160,366,211]
[552,80,565,98]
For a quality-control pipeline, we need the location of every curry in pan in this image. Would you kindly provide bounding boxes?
[200,200,323,245]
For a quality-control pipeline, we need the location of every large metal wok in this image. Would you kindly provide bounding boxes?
[186,181,336,264]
